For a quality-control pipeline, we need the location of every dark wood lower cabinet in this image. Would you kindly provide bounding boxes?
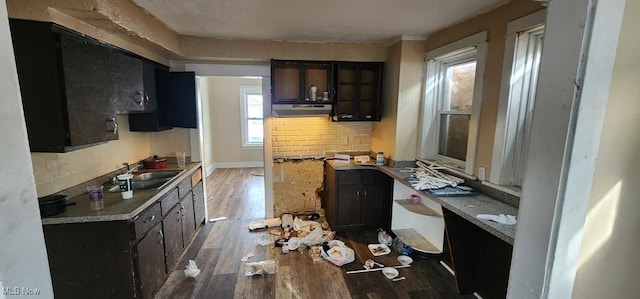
[192,181,206,226]
[181,193,196,244]
[136,223,166,299]
[163,204,183,270]
[324,163,392,231]
[443,208,513,298]
[43,170,206,299]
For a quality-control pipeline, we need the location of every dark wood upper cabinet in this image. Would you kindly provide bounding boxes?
[112,53,159,114]
[128,70,198,131]
[10,19,119,152]
[271,60,334,103]
[333,61,384,121]
[167,72,198,128]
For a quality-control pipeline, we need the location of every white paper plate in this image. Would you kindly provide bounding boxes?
[368,244,391,256]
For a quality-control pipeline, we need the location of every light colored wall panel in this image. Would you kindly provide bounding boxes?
[573,0,640,297]
[424,0,544,177]
[372,41,401,159]
[31,116,152,197]
[395,40,426,161]
[181,37,386,62]
[206,76,263,164]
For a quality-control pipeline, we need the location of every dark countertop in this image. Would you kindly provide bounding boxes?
[41,163,201,225]
[326,160,518,245]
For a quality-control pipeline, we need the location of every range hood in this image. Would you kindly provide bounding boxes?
[271,103,332,117]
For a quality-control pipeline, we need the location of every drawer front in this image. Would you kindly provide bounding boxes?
[191,167,202,188]
[337,171,361,185]
[362,170,387,184]
[160,188,179,216]
[178,178,192,199]
[133,203,162,240]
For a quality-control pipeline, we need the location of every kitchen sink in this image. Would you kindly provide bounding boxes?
[107,178,170,192]
[132,171,181,181]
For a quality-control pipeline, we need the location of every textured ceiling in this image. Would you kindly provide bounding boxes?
[132,0,509,43]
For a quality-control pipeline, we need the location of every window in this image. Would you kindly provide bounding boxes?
[419,31,487,175]
[240,85,263,148]
[491,10,546,188]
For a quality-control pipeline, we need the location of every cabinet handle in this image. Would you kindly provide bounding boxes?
[364,189,367,200]
[144,215,155,223]
[135,91,144,106]
[356,189,360,200]
[158,229,164,245]
[107,117,118,134]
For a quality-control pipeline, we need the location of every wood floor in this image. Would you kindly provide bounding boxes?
[155,167,463,299]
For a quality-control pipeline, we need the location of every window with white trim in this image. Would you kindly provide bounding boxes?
[419,31,487,175]
[240,85,263,148]
[491,10,546,188]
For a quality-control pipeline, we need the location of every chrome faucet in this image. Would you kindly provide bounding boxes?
[112,163,143,185]
[125,162,143,174]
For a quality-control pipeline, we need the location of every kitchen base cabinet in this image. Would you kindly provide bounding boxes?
[162,204,184,270]
[324,163,392,231]
[135,223,166,299]
[443,208,512,298]
[192,181,206,226]
[42,221,157,299]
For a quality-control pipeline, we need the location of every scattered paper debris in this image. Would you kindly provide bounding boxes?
[209,217,227,223]
[184,260,201,278]
[241,252,255,262]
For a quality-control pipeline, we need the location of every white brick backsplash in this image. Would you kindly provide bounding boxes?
[271,118,373,158]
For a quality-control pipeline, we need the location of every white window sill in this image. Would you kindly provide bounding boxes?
[481,181,522,198]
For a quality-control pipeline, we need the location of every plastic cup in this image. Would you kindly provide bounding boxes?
[116,174,134,199]
[87,185,104,210]
[176,152,186,168]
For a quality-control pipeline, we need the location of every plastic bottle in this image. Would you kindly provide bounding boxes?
[376,152,385,166]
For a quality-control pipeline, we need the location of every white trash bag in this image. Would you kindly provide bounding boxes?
[320,240,355,267]
[245,260,277,276]
[184,260,201,278]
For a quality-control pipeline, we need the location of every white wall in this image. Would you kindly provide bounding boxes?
[203,76,263,169]
[508,0,628,298]
[572,0,640,297]
[0,0,54,296]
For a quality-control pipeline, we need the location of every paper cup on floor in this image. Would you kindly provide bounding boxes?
[117,174,134,199]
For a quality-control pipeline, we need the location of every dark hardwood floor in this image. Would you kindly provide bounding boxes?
[155,167,463,299]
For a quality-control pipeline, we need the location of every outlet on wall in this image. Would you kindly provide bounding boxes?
[478,167,486,181]
[342,136,349,146]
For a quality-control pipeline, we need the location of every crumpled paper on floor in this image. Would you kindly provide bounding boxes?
[184,260,201,278]
[476,214,517,225]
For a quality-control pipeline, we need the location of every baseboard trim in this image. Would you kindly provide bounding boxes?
[205,164,216,177]
[213,161,264,170]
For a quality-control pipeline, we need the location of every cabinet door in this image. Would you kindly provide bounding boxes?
[112,51,145,113]
[336,184,361,228]
[334,62,383,121]
[360,183,386,227]
[162,204,183,270]
[335,62,357,119]
[181,193,196,244]
[192,181,206,226]
[271,60,302,103]
[357,63,383,120]
[167,72,197,128]
[60,33,118,146]
[142,61,158,111]
[136,223,166,299]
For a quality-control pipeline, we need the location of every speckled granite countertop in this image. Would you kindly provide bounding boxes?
[326,160,518,244]
[41,163,201,225]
